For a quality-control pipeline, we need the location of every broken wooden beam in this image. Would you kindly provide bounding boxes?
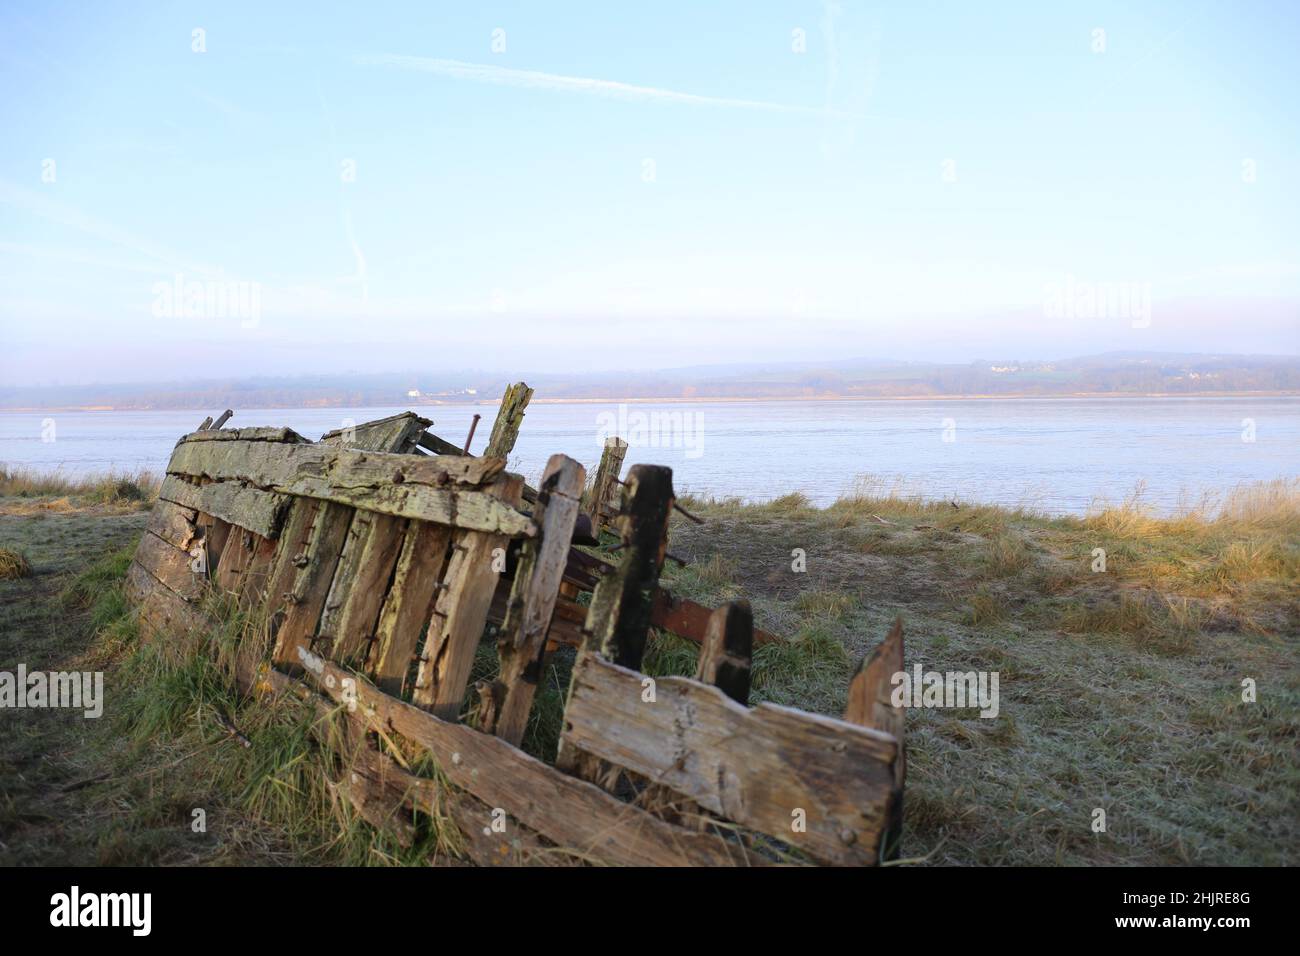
[581,464,675,670]
[477,455,586,745]
[319,411,430,453]
[583,436,628,532]
[158,475,291,541]
[483,382,533,459]
[559,651,898,866]
[368,520,452,696]
[844,618,906,860]
[695,600,753,705]
[412,476,524,720]
[166,439,532,537]
[296,648,765,866]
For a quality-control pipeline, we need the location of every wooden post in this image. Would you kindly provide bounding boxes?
[584,437,628,533]
[582,464,675,670]
[477,454,585,745]
[695,600,753,705]
[844,617,905,860]
[483,382,533,459]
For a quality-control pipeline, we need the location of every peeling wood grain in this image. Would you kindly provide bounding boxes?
[166,440,531,536]
[158,474,291,540]
[559,652,898,866]
[133,529,206,603]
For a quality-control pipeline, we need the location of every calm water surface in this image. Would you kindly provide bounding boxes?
[2,398,1296,516]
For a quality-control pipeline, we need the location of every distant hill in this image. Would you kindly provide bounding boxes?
[3,352,1297,411]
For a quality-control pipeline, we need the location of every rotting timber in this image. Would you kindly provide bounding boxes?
[126,383,907,866]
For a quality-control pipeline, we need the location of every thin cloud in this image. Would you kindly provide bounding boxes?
[353,53,856,118]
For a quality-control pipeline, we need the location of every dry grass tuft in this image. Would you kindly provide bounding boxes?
[0,465,159,506]
[0,547,32,579]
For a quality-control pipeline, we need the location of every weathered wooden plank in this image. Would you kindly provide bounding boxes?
[327,745,417,848]
[177,426,309,444]
[369,520,452,696]
[132,529,206,603]
[344,740,580,865]
[562,548,779,646]
[486,580,585,649]
[483,382,533,458]
[157,475,291,540]
[651,587,781,647]
[695,600,753,705]
[204,516,233,581]
[297,649,765,867]
[128,561,212,659]
[165,441,531,537]
[584,436,628,530]
[261,498,320,618]
[477,455,585,744]
[144,498,199,552]
[237,533,278,609]
[583,464,675,669]
[271,501,355,667]
[321,510,406,667]
[416,431,465,457]
[412,477,524,719]
[170,437,502,486]
[316,410,433,665]
[845,618,906,860]
[558,652,898,866]
[214,526,257,596]
[319,411,430,453]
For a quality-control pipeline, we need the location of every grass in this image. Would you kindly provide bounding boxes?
[663,476,1300,865]
[13,544,464,866]
[0,465,158,511]
[0,547,32,580]
[2,472,1297,866]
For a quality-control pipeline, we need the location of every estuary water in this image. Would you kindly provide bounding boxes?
[2,397,1297,516]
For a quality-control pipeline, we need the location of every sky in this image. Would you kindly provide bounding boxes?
[1,0,1297,386]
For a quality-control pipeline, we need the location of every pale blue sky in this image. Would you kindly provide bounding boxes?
[1,1,1297,385]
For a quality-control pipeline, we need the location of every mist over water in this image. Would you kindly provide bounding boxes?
[2,397,1297,516]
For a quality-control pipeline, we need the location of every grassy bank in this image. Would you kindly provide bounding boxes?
[1,474,1295,865]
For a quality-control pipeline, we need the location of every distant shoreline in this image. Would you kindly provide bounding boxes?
[2,390,1298,414]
